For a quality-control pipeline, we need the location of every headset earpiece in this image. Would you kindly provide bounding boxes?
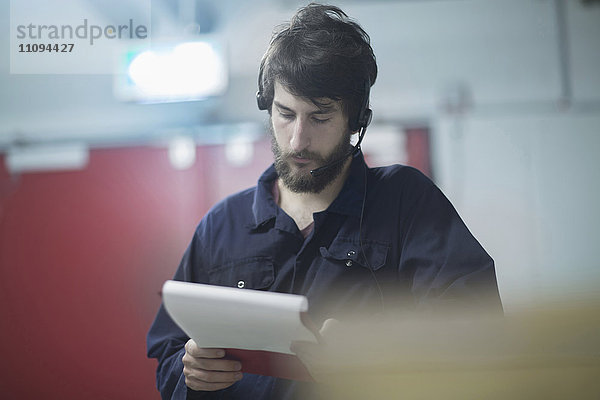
[256,91,269,110]
[350,79,372,132]
[358,108,372,130]
[256,57,269,111]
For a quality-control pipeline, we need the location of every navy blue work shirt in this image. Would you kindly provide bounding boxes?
[147,152,503,399]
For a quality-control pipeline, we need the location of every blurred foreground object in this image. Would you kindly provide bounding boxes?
[312,301,600,399]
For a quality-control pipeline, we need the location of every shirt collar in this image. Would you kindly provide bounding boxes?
[251,164,280,229]
[326,150,367,218]
[250,151,368,229]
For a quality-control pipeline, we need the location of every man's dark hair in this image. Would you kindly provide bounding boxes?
[258,3,377,131]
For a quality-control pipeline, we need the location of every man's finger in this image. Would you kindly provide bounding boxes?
[187,380,236,392]
[185,340,225,358]
[190,347,226,358]
[319,318,340,337]
[184,366,243,384]
[189,357,242,373]
[290,340,319,363]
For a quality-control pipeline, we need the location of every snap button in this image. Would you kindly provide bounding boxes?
[347,250,356,257]
[345,260,353,267]
[237,280,245,288]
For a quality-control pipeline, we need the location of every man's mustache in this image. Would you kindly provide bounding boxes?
[283,151,323,161]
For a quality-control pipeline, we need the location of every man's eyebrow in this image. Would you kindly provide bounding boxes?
[273,100,336,115]
[273,101,293,113]
[313,101,336,114]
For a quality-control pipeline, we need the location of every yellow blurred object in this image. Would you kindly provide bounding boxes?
[309,302,600,399]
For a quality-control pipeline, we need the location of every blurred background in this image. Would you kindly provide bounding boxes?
[1,0,599,398]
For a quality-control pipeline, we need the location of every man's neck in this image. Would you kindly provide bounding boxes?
[277,159,351,230]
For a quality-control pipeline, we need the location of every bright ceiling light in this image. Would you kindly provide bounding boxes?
[120,40,227,103]
[168,136,196,170]
[225,136,254,167]
[5,143,89,174]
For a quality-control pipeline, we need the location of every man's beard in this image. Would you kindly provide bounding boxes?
[271,129,352,194]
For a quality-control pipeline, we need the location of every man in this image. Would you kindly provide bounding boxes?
[147,3,502,399]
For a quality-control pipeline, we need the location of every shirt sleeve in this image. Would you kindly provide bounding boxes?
[146,218,230,399]
[397,170,503,315]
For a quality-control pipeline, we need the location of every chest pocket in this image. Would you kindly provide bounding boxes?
[207,256,274,290]
[319,237,389,271]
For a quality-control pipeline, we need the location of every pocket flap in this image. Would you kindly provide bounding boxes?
[208,256,274,289]
[320,237,389,271]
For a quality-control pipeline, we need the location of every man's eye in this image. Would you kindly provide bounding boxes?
[313,118,330,124]
[279,112,294,120]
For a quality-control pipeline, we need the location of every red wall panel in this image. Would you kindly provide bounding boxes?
[0,146,214,399]
[404,127,433,179]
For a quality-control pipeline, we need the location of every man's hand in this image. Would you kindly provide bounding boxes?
[290,318,340,382]
[182,339,243,391]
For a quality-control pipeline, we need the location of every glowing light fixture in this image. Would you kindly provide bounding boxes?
[5,143,89,174]
[116,40,227,103]
[225,136,254,167]
[168,136,196,170]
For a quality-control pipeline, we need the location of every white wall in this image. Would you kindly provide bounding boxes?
[424,0,600,311]
[434,112,600,311]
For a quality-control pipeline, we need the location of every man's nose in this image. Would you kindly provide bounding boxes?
[289,118,311,153]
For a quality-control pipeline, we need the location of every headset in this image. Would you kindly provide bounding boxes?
[256,58,269,111]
